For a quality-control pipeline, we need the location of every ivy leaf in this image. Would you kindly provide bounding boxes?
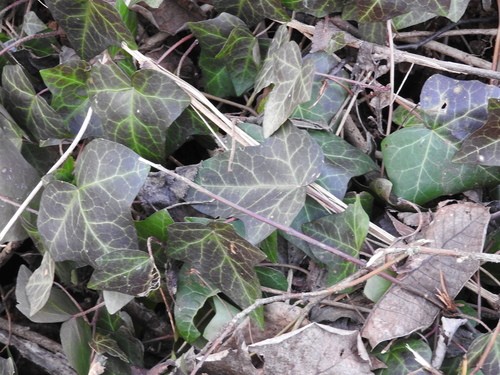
[283,0,343,17]
[2,65,69,140]
[88,250,159,296]
[0,137,39,242]
[309,131,378,198]
[40,60,103,136]
[343,0,451,22]
[292,52,349,125]
[37,139,154,295]
[383,75,500,205]
[26,252,55,316]
[375,339,432,374]
[44,0,136,60]
[189,13,248,97]
[383,126,500,204]
[88,62,190,162]
[212,0,289,26]
[168,221,266,325]
[187,123,323,244]
[453,99,500,166]
[420,75,500,142]
[215,26,261,96]
[60,318,92,375]
[262,42,314,137]
[174,264,220,343]
[303,197,368,284]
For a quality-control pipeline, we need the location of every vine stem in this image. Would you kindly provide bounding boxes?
[0,107,93,244]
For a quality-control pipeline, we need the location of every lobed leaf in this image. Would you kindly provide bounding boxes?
[88,63,190,162]
[2,65,69,140]
[45,0,135,60]
[187,123,323,244]
[168,221,266,325]
[453,99,500,166]
[37,139,155,295]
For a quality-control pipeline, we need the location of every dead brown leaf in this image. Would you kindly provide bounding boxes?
[362,202,489,347]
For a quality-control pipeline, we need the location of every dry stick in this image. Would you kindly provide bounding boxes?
[0,30,63,58]
[0,107,93,244]
[189,253,407,375]
[286,19,500,81]
[395,29,497,39]
[385,20,395,136]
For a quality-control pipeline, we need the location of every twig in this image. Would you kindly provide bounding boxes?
[470,319,500,374]
[0,107,93,244]
[386,20,395,136]
[0,30,63,58]
[286,20,500,81]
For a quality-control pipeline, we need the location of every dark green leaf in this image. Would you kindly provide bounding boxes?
[375,339,432,374]
[310,131,378,198]
[168,222,266,324]
[216,27,260,96]
[187,123,323,244]
[256,267,288,291]
[60,318,92,375]
[2,65,69,140]
[89,250,160,296]
[135,209,174,245]
[40,60,102,136]
[212,0,289,26]
[453,99,500,166]
[44,0,135,60]
[37,139,156,295]
[303,197,368,283]
[292,52,349,125]
[0,137,39,242]
[382,126,500,204]
[197,55,235,97]
[91,333,129,363]
[466,333,500,374]
[174,264,220,343]
[283,0,343,17]
[88,63,190,162]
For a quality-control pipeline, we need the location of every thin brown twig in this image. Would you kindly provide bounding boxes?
[0,30,63,58]
[0,0,29,18]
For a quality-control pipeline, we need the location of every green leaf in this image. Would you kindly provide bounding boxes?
[383,75,500,205]
[375,339,432,374]
[26,251,55,316]
[453,99,500,166]
[88,62,190,162]
[310,131,378,198]
[203,297,240,341]
[88,250,160,296]
[466,333,500,374]
[187,123,323,244]
[174,264,220,343]
[256,266,288,291]
[60,318,92,375]
[0,137,39,242]
[16,265,78,323]
[91,333,129,363]
[2,65,69,140]
[215,26,260,96]
[259,230,279,263]
[303,196,369,283]
[37,139,156,295]
[292,52,349,125]
[135,209,174,245]
[44,0,135,60]
[262,42,314,137]
[382,126,500,204]
[420,75,500,141]
[343,0,451,22]
[189,13,247,97]
[168,221,266,325]
[212,0,289,26]
[40,60,102,136]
